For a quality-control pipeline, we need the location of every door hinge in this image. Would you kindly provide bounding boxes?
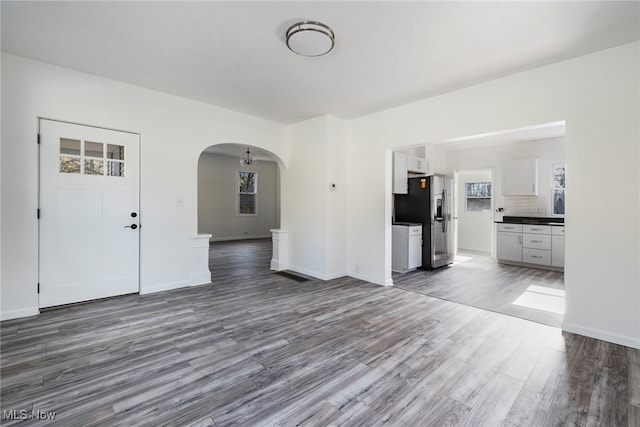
[37,283,40,294]
[37,134,41,145]
[37,209,40,219]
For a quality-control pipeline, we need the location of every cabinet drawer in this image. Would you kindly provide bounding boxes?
[522,248,551,265]
[523,233,551,250]
[409,226,422,236]
[523,224,551,234]
[497,223,523,233]
[552,226,565,236]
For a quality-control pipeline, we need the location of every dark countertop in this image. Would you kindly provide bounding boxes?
[495,216,564,226]
[393,222,422,227]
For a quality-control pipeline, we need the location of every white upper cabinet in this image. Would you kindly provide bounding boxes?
[393,152,408,194]
[502,158,539,196]
[407,155,429,174]
[393,153,429,194]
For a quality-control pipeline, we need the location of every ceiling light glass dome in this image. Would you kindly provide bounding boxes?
[286,21,335,57]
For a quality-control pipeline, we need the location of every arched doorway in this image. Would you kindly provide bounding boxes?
[197,143,283,278]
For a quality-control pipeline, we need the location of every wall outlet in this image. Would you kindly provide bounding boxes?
[355,265,360,273]
[176,196,184,208]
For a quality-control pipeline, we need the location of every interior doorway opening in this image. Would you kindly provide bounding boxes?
[196,143,282,277]
[388,121,566,327]
[454,169,494,257]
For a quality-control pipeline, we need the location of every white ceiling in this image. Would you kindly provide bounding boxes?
[2,1,639,125]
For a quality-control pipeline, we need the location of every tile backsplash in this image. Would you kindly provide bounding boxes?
[504,196,548,216]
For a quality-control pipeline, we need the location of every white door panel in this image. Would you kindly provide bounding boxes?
[39,119,140,308]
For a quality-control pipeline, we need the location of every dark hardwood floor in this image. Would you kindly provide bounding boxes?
[393,251,565,327]
[1,239,638,426]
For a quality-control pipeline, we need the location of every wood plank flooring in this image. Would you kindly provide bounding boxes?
[1,239,638,426]
[393,251,565,327]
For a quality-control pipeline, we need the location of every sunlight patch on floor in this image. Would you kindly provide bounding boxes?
[513,285,565,314]
[453,254,473,264]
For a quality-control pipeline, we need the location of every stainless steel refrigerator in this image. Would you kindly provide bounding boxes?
[394,175,454,270]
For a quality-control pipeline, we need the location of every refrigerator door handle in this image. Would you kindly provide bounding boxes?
[442,189,446,232]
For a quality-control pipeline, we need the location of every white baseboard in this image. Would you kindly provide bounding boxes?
[562,321,640,350]
[287,266,323,280]
[191,271,212,286]
[347,272,393,287]
[270,260,285,271]
[140,280,190,295]
[210,234,272,242]
[286,266,346,281]
[1,307,39,321]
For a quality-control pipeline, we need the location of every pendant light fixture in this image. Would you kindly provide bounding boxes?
[240,147,257,167]
[286,21,335,57]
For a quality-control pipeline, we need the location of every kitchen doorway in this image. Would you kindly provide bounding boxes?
[455,170,494,256]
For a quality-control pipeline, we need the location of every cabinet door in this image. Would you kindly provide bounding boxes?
[497,232,522,262]
[408,235,422,269]
[407,156,429,174]
[502,159,538,195]
[552,236,565,267]
[393,152,408,194]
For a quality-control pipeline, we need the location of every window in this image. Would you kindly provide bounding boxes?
[465,182,492,212]
[238,170,257,215]
[59,138,125,177]
[552,162,565,215]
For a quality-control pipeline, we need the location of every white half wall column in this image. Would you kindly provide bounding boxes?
[191,234,212,286]
[270,229,288,271]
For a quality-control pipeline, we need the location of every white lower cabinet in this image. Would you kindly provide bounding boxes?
[552,235,565,267]
[522,225,552,266]
[496,223,564,270]
[496,232,522,262]
[497,223,523,262]
[392,225,423,272]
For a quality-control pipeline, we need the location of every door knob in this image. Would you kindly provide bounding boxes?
[125,224,138,229]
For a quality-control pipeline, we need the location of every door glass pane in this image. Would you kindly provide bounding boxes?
[107,144,124,160]
[60,138,81,155]
[60,157,81,173]
[84,159,104,175]
[106,161,125,177]
[467,198,491,211]
[85,141,104,158]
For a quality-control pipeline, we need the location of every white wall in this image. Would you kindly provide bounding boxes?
[197,152,279,241]
[1,53,288,320]
[347,42,640,348]
[284,115,348,280]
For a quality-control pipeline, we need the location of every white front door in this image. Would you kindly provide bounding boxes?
[39,119,140,308]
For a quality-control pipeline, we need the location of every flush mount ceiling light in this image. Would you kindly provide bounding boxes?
[240,147,257,167]
[286,21,335,57]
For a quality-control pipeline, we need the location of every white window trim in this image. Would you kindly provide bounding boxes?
[237,169,258,216]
